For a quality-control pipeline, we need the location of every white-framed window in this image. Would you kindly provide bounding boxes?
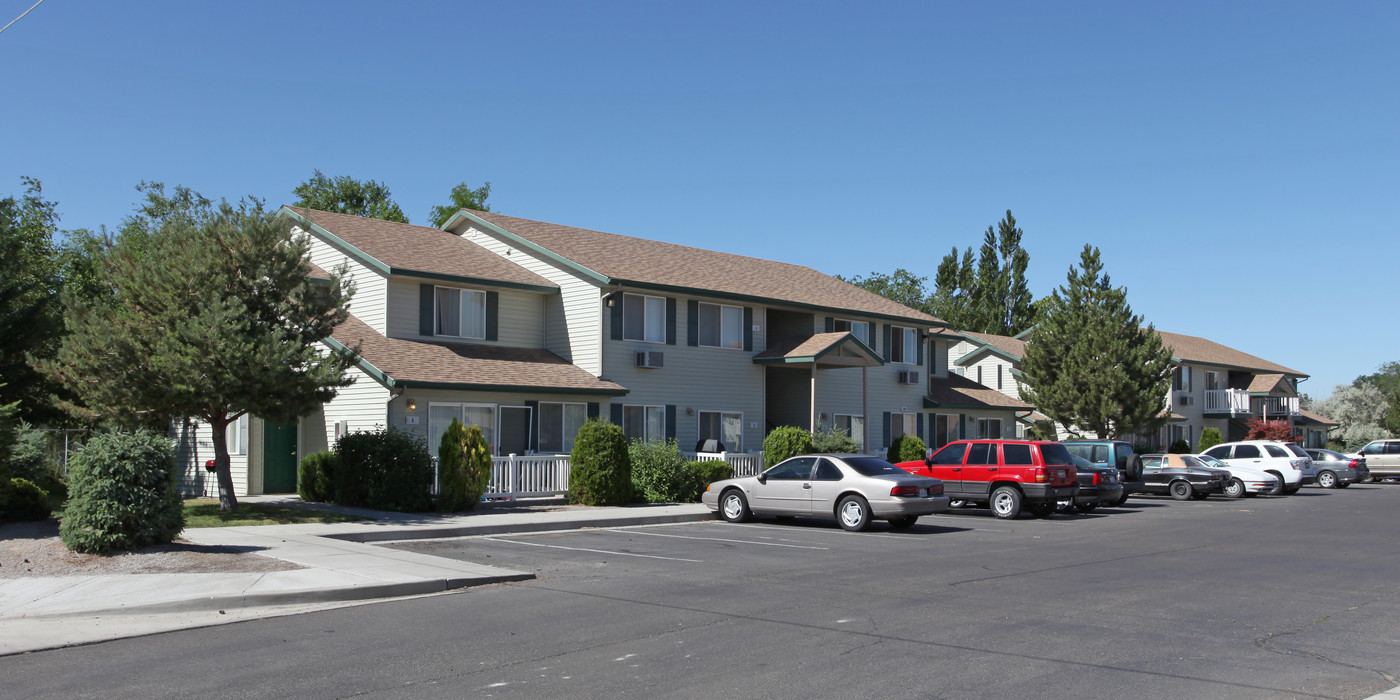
[698,303,743,349]
[1205,370,1225,391]
[698,410,743,452]
[890,412,917,442]
[623,404,665,442]
[1169,424,1193,448]
[976,417,1003,439]
[225,414,249,455]
[833,414,865,452]
[623,293,666,343]
[889,326,918,364]
[1173,366,1192,392]
[833,319,871,345]
[932,414,958,449]
[435,286,486,339]
[539,402,587,454]
[429,403,496,455]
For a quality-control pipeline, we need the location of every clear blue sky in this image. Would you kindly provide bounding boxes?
[4,1,1396,400]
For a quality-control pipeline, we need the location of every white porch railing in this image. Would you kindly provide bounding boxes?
[431,454,572,500]
[1205,389,1251,414]
[1259,396,1301,417]
[693,451,766,478]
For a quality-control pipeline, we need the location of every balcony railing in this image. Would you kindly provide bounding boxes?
[1257,396,1301,417]
[1204,389,1251,414]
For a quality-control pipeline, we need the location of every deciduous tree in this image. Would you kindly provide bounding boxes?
[292,170,407,222]
[1020,245,1173,439]
[1313,383,1392,449]
[429,181,492,227]
[836,269,934,315]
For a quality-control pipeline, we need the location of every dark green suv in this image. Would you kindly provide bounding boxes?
[1061,440,1143,506]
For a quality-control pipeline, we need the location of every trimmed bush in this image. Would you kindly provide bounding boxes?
[332,427,434,512]
[568,419,632,505]
[3,478,51,522]
[438,420,492,512]
[887,434,927,463]
[811,427,858,454]
[763,426,813,468]
[630,438,701,503]
[689,460,733,486]
[1167,439,1190,454]
[297,450,337,502]
[1197,428,1224,452]
[59,431,185,554]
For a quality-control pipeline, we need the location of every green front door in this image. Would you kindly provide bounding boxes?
[263,422,298,493]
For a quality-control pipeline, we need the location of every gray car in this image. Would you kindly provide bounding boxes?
[1304,448,1370,487]
[701,454,950,531]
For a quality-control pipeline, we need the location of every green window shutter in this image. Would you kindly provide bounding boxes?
[881,325,892,361]
[524,400,539,452]
[687,300,699,347]
[917,332,925,368]
[916,413,926,442]
[743,307,753,351]
[665,405,677,440]
[882,412,891,448]
[419,284,435,336]
[958,414,967,441]
[587,402,600,420]
[485,291,499,341]
[610,403,623,426]
[824,316,835,333]
[666,298,677,345]
[610,295,623,341]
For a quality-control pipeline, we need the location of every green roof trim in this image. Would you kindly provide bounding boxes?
[278,207,391,276]
[953,343,1022,367]
[752,333,885,366]
[441,210,612,285]
[921,396,1024,411]
[621,279,945,329]
[321,335,395,390]
[391,268,557,293]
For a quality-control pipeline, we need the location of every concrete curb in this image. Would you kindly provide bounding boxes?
[323,509,717,542]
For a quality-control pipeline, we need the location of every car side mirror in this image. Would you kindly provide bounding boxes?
[924,456,933,467]
[756,474,767,485]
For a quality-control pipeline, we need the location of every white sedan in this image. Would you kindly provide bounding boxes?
[702,454,950,532]
[1195,453,1281,496]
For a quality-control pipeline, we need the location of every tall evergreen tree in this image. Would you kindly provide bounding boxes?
[292,170,408,222]
[429,181,493,227]
[929,210,1035,335]
[0,178,67,425]
[1020,244,1173,438]
[42,191,358,510]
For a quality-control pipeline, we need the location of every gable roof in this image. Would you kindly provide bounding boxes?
[923,374,1034,411]
[326,314,627,395]
[448,210,944,327]
[954,330,1027,366]
[1297,408,1338,427]
[1156,330,1305,377]
[279,207,557,292]
[751,332,883,367]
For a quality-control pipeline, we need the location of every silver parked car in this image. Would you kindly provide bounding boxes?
[1304,448,1370,487]
[702,454,950,531]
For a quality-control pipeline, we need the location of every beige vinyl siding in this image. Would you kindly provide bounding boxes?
[301,227,389,335]
[948,339,981,367]
[385,389,611,453]
[964,356,1021,401]
[172,417,249,496]
[816,361,928,451]
[317,364,392,448]
[384,277,549,347]
[456,225,604,375]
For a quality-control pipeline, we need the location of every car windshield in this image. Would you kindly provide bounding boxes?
[1180,455,1205,468]
[1039,443,1074,466]
[1196,454,1228,469]
[843,457,906,477]
[1070,455,1093,469]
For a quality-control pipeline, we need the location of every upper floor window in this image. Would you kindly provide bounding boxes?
[833,319,871,345]
[698,303,743,349]
[623,294,666,343]
[435,286,486,339]
[1173,366,1192,392]
[890,326,918,364]
[1205,370,1224,391]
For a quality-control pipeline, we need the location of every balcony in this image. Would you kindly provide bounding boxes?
[1204,389,1251,417]
[1255,396,1301,417]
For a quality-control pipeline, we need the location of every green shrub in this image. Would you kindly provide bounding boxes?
[8,423,66,501]
[689,459,733,486]
[887,434,927,463]
[629,438,702,503]
[3,478,51,522]
[811,427,858,454]
[763,426,813,468]
[568,419,632,505]
[332,427,434,512]
[58,431,185,554]
[1167,439,1190,454]
[437,420,492,512]
[1197,428,1224,452]
[297,450,337,502]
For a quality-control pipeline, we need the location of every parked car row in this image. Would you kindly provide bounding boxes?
[701,437,1387,532]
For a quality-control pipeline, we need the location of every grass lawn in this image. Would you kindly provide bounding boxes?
[183,499,368,528]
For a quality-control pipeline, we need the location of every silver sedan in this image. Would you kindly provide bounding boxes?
[701,454,950,531]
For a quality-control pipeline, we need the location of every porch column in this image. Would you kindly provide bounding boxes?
[861,366,869,454]
[810,365,818,432]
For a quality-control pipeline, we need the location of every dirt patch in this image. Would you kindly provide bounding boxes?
[0,520,302,578]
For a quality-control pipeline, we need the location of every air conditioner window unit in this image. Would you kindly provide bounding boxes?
[898,370,920,385]
[635,351,664,368]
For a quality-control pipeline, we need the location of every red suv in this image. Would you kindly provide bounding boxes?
[897,440,1078,519]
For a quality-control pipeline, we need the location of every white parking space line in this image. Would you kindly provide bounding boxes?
[719,522,932,540]
[596,529,831,550]
[481,536,704,563]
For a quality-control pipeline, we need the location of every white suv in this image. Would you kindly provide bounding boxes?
[1348,440,1400,480]
[1201,441,1315,495]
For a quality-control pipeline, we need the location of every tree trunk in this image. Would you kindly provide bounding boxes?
[209,416,240,512]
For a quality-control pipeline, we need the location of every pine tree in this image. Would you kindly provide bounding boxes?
[1020,244,1173,438]
[929,210,1035,335]
[0,178,67,425]
[42,193,358,510]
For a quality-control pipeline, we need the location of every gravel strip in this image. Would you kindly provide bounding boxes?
[0,520,303,578]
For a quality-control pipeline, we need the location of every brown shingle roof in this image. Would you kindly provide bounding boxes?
[330,314,626,394]
[1156,330,1305,377]
[957,331,1027,362]
[283,207,556,290]
[460,210,943,326]
[1247,373,1291,394]
[1297,408,1338,426]
[924,374,1033,410]
[306,260,332,281]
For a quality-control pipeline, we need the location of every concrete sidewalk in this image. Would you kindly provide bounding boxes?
[0,499,713,655]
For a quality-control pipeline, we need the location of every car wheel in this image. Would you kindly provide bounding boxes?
[1317,471,1338,489]
[888,515,918,530]
[1264,472,1284,495]
[1282,484,1301,495]
[948,499,968,508]
[1124,454,1144,481]
[990,486,1023,519]
[1113,493,1130,507]
[1076,502,1099,513]
[837,495,872,532]
[1222,478,1246,499]
[1169,480,1193,501]
[719,489,752,523]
